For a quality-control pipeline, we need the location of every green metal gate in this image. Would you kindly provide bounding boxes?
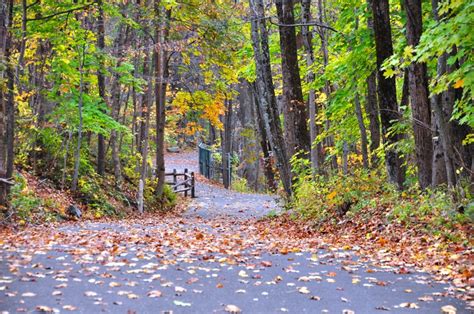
[198,143,232,187]
[198,143,211,179]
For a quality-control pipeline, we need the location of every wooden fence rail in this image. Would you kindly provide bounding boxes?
[165,168,195,198]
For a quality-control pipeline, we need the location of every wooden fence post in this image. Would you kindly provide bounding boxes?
[191,172,195,198]
[172,169,177,191]
[184,168,188,197]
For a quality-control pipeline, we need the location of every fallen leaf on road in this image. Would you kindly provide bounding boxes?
[36,306,58,313]
[224,304,242,313]
[400,302,419,309]
[441,305,457,314]
[147,290,162,298]
[375,306,390,311]
[261,261,272,267]
[418,295,434,302]
[174,300,192,307]
[238,270,249,278]
[186,277,199,284]
[84,291,98,297]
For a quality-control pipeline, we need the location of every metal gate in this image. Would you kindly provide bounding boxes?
[198,143,232,187]
[198,143,211,179]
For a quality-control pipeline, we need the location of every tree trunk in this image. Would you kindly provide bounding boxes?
[342,141,349,175]
[0,0,14,207]
[249,0,292,197]
[251,82,277,191]
[138,52,151,155]
[430,0,456,187]
[71,47,86,192]
[275,0,310,158]
[222,98,233,189]
[318,0,337,170]
[365,72,381,166]
[432,134,447,185]
[365,1,381,166]
[302,0,322,172]
[371,0,405,189]
[96,0,106,175]
[355,93,369,169]
[137,59,153,214]
[405,0,433,189]
[155,4,171,198]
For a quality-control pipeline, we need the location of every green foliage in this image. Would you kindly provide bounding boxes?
[232,177,251,194]
[144,178,177,210]
[9,173,60,224]
[292,166,389,222]
[77,175,117,218]
[389,185,473,234]
[291,153,473,237]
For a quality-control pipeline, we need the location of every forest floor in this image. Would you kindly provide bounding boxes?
[0,152,471,313]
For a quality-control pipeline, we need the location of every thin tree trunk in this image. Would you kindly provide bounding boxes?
[155,4,171,198]
[71,47,86,192]
[405,0,433,189]
[371,0,405,189]
[61,130,72,190]
[355,93,369,169]
[302,0,321,172]
[15,0,27,94]
[138,53,151,155]
[222,98,233,189]
[431,0,456,187]
[249,0,292,197]
[109,26,128,187]
[342,141,349,175]
[0,0,14,207]
[137,63,153,214]
[96,0,106,175]
[251,82,277,191]
[318,0,337,170]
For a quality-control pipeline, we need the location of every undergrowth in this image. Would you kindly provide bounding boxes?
[290,156,473,243]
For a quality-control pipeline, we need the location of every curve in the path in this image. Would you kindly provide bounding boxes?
[0,152,470,314]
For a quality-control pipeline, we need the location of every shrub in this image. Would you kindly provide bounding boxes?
[232,176,251,193]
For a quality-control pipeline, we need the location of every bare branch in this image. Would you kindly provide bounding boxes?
[268,18,339,33]
[26,3,94,22]
[0,177,14,186]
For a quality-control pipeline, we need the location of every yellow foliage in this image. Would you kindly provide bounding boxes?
[172,90,225,135]
[327,191,337,201]
[453,79,464,89]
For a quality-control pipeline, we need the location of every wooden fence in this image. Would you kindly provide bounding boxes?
[165,168,195,198]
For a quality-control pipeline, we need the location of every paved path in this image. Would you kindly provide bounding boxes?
[0,152,470,313]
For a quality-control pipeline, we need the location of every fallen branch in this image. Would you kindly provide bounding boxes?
[0,177,14,186]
